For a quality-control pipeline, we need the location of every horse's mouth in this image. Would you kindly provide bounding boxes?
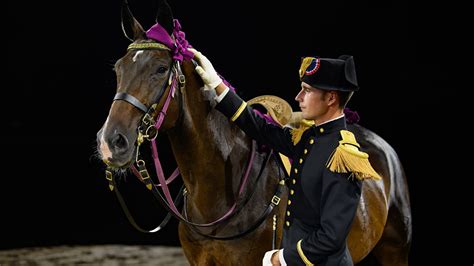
[101,147,136,170]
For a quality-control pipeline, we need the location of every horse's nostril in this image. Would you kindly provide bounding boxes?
[110,133,129,151]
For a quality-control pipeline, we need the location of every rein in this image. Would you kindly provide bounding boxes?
[184,151,287,240]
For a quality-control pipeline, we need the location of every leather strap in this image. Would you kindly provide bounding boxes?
[114,92,148,113]
[184,151,286,240]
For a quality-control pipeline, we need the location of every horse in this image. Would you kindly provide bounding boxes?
[96,1,412,265]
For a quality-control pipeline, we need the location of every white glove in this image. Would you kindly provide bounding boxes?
[189,48,222,91]
[262,249,279,266]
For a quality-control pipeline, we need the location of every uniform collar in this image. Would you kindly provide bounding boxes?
[312,115,346,136]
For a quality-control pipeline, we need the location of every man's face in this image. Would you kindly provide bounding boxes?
[295,82,331,120]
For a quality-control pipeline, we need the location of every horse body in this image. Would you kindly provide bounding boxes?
[96,2,411,264]
[347,124,412,265]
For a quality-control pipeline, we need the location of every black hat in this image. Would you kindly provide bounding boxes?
[299,55,359,91]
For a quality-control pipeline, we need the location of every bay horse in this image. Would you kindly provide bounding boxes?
[96,1,412,265]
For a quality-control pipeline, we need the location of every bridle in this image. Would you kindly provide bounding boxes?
[103,40,286,243]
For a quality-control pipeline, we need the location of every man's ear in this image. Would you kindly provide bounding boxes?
[327,91,338,106]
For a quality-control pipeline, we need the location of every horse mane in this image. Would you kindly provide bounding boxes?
[203,89,243,159]
[178,61,251,161]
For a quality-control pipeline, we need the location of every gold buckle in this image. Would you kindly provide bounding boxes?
[105,170,114,191]
[105,170,113,181]
[142,113,153,125]
[139,169,150,180]
[271,195,281,205]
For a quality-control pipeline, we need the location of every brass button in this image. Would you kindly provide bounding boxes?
[294,168,298,174]
[309,139,314,144]
[287,211,291,216]
[320,128,324,133]
[290,189,295,195]
[288,200,292,205]
[299,158,303,164]
[286,221,290,227]
[292,179,296,184]
[304,149,308,154]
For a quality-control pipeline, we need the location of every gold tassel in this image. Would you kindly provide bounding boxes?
[326,130,382,180]
[290,119,314,145]
[290,127,305,146]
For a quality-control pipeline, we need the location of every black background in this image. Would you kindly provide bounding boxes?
[4,0,462,264]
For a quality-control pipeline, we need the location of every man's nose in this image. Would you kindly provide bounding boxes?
[295,91,303,102]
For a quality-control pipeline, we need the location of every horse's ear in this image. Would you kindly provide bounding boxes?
[155,0,174,36]
[121,0,146,41]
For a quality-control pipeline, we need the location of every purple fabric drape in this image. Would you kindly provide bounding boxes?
[146,19,194,62]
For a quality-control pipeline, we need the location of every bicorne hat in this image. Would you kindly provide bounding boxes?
[299,55,359,91]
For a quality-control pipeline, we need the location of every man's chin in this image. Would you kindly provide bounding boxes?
[301,114,315,121]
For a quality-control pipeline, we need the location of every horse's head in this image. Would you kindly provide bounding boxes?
[96,0,183,168]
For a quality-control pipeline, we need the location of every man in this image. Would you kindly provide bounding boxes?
[191,49,381,266]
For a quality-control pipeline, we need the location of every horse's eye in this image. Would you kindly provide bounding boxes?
[156,66,168,74]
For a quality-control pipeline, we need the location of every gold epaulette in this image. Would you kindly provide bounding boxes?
[290,119,315,145]
[326,130,382,180]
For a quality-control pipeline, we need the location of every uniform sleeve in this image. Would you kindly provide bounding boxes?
[215,90,295,157]
[283,170,361,265]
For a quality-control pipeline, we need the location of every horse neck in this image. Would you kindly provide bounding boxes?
[166,60,250,215]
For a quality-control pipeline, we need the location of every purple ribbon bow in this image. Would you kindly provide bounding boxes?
[344,107,360,124]
[146,19,194,62]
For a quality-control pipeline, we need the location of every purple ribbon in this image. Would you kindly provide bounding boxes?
[344,107,360,124]
[146,19,239,94]
[146,19,194,62]
[253,109,279,126]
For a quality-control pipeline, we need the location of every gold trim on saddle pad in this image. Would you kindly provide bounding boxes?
[247,95,293,126]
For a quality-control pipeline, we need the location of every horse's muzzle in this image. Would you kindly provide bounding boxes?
[97,128,135,168]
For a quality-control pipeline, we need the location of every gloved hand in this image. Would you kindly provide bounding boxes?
[262,249,279,266]
[189,48,222,91]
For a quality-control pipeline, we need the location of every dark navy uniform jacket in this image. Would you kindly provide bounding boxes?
[216,91,362,266]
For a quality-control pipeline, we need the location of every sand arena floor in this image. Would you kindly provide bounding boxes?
[0,245,188,265]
